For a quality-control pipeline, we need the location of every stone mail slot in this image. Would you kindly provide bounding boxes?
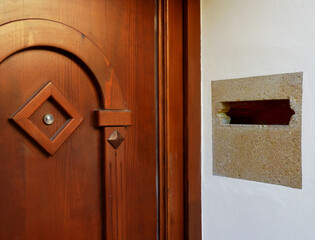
[212,72,302,188]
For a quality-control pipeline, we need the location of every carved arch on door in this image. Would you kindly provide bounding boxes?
[0,19,125,109]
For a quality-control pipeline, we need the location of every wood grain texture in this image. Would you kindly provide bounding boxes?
[0,19,125,109]
[158,1,167,238]
[184,0,202,239]
[158,0,184,239]
[95,110,132,127]
[0,1,157,239]
[105,127,127,240]
[11,82,84,155]
[29,98,70,139]
[167,1,185,239]
[0,47,103,240]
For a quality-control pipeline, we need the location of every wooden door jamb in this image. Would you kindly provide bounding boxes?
[158,0,201,239]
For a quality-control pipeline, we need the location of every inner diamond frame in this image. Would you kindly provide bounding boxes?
[11,81,84,155]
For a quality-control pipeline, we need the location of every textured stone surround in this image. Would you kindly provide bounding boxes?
[212,72,302,188]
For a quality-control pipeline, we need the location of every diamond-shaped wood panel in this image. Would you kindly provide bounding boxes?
[11,82,84,155]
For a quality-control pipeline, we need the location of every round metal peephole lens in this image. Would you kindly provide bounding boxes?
[43,114,55,125]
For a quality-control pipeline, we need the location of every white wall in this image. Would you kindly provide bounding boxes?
[202,1,315,239]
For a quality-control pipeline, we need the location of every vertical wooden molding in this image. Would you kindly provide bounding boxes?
[184,0,202,239]
[158,0,184,240]
[159,0,201,239]
[105,127,127,240]
[158,1,167,239]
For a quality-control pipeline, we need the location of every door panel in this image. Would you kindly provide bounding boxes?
[0,1,156,239]
[0,49,103,239]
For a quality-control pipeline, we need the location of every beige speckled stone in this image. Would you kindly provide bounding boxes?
[212,72,302,188]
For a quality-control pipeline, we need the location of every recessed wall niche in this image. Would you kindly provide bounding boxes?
[212,72,302,188]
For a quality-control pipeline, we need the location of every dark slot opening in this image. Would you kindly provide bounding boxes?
[221,99,295,125]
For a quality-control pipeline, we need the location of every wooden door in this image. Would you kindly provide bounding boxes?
[0,1,156,239]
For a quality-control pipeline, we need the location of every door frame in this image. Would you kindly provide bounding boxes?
[158,0,201,239]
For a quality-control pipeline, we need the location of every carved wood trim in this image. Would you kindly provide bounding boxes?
[158,0,185,239]
[0,19,125,109]
[159,1,202,239]
[95,110,132,127]
[104,127,127,240]
[11,82,84,155]
[183,0,202,239]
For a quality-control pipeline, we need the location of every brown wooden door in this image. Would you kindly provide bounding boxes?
[0,1,156,239]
